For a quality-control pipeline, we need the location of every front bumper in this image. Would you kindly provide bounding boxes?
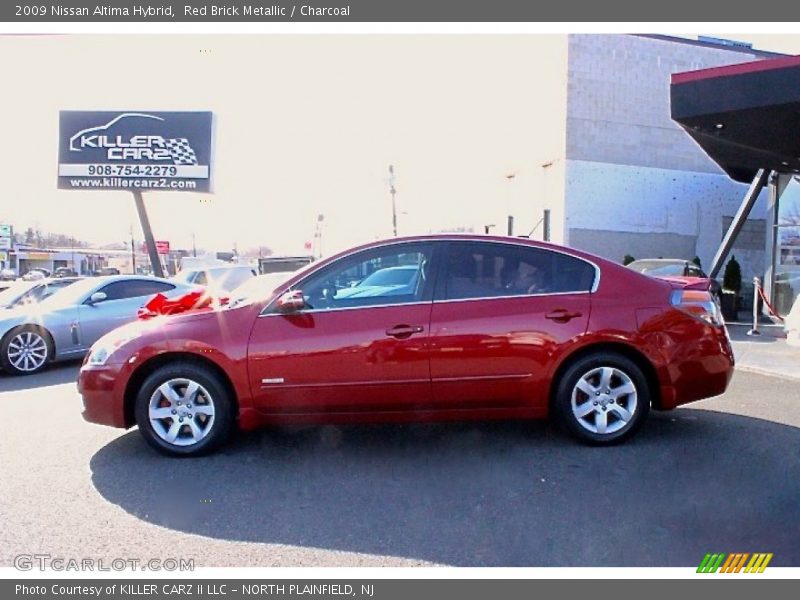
[78,363,129,428]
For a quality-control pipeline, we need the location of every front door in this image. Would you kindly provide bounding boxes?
[248,243,437,414]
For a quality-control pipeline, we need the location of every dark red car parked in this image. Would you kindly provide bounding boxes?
[79,235,734,456]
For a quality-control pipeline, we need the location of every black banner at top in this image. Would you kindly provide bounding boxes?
[1,0,797,22]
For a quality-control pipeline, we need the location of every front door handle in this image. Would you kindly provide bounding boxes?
[386,324,425,339]
[545,309,583,323]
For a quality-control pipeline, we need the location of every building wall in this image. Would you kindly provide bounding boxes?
[564,160,768,280]
[561,34,773,275]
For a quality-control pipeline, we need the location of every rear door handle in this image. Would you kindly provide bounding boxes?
[386,324,425,339]
[545,309,583,322]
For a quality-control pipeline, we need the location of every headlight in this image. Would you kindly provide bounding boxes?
[86,330,141,366]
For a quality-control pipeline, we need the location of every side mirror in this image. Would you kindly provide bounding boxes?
[275,290,305,312]
[88,291,107,305]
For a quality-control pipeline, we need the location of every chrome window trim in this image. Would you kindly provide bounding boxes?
[432,290,592,305]
[258,300,432,317]
[259,237,600,316]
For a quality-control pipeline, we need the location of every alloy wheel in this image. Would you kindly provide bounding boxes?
[7,331,48,373]
[148,378,216,447]
[570,366,638,435]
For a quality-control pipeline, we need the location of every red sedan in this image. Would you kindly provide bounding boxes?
[79,235,734,457]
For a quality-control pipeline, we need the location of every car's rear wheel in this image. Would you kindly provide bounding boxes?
[0,326,51,375]
[134,362,234,457]
[553,353,650,444]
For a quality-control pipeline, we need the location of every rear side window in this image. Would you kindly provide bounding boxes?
[441,242,596,300]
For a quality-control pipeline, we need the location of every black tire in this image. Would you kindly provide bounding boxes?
[0,326,52,376]
[552,352,650,445]
[134,362,235,457]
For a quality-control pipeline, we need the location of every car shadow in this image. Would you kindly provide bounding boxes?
[89,410,800,567]
[0,360,81,393]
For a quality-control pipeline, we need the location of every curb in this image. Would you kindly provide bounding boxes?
[734,365,800,383]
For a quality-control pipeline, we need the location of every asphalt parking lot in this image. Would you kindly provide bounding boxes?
[1,362,798,568]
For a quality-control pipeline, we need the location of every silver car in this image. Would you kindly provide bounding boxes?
[0,276,194,376]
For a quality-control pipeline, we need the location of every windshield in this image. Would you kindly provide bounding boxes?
[358,267,417,287]
[0,281,37,306]
[172,270,197,284]
[628,261,687,277]
[38,278,102,308]
[227,272,296,308]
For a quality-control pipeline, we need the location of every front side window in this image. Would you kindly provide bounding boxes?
[98,280,176,302]
[285,244,433,311]
[441,242,596,301]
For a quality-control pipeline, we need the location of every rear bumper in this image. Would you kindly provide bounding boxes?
[79,363,129,428]
[657,324,735,410]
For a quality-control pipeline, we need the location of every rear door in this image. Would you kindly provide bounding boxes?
[428,241,595,410]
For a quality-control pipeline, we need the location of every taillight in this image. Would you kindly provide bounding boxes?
[670,289,724,327]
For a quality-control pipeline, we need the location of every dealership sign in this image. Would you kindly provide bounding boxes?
[142,241,171,254]
[58,111,213,192]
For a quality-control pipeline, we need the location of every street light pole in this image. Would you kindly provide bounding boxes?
[388,164,398,237]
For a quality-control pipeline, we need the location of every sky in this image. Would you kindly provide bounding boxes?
[1,33,799,257]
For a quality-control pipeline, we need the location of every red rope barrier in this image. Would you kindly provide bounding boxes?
[756,284,784,322]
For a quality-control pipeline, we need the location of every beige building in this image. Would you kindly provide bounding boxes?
[540,34,781,284]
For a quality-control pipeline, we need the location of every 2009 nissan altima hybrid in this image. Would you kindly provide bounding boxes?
[79,235,734,457]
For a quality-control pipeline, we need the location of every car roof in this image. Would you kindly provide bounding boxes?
[316,234,608,269]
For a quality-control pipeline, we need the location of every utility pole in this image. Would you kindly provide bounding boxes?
[129,225,136,275]
[314,214,325,258]
[388,164,398,237]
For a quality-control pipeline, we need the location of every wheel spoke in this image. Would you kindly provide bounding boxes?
[599,367,613,391]
[188,418,203,441]
[611,382,635,399]
[610,403,632,422]
[184,381,200,404]
[150,407,174,419]
[576,379,596,397]
[158,383,181,404]
[594,410,608,434]
[165,421,182,442]
[193,404,214,416]
[574,400,596,418]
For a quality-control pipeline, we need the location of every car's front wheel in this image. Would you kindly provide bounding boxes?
[134,362,235,457]
[553,352,650,444]
[0,326,52,375]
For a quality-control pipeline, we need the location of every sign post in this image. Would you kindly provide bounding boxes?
[58,111,213,277]
[132,190,165,277]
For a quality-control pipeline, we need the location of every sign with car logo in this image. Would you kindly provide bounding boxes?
[58,111,213,192]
